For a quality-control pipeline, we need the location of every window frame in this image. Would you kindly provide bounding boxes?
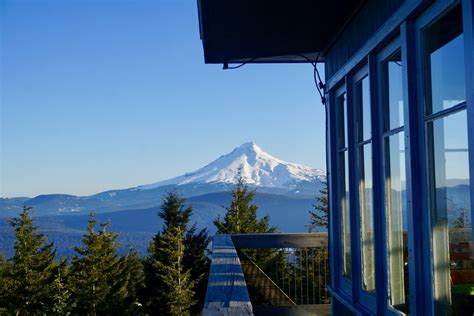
[417,3,472,315]
[376,36,412,316]
[351,64,379,309]
[412,1,474,314]
[325,1,474,315]
[334,83,354,297]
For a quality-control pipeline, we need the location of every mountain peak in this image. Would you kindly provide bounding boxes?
[238,141,259,150]
[228,141,264,158]
[137,143,326,190]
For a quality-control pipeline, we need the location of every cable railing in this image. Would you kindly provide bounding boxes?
[203,233,330,316]
[240,247,329,306]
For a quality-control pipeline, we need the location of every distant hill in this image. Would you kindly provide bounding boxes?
[0,191,318,258]
[0,142,326,258]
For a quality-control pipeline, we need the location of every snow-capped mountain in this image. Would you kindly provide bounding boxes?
[0,142,328,256]
[137,142,326,190]
[0,142,326,219]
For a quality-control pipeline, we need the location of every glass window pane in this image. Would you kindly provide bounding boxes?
[360,143,375,292]
[340,150,351,279]
[337,93,348,149]
[356,76,371,141]
[428,110,473,314]
[385,132,409,313]
[385,52,404,130]
[425,7,465,115]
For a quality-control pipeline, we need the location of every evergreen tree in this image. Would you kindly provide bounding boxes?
[1,206,58,314]
[214,174,277,234]
[452,204,470,228]
[184,224,211,314]
[52,262,74,315]
[145,191,209,314]
[159,191,192,231]
[0,250,12,314]
[121,248,145,315]
[154,226,196,316]
[308,181,329,231]
[69,214,137,315]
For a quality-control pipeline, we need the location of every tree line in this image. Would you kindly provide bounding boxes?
[0,177,328,315]
[0,189,211,316]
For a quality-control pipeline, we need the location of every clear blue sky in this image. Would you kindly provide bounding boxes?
[1,0,326,198]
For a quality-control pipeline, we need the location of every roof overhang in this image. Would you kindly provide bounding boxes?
[197,0,364,64]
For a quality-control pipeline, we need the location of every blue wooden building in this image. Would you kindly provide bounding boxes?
[198,0,473,314]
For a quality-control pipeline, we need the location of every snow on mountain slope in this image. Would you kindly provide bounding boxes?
[137,142,326,190]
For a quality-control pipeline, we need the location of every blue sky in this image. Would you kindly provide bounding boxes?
[1,0,326,197]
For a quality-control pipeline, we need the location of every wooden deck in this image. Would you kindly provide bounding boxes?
[202,235,253,316]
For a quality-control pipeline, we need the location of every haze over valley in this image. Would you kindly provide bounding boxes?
[0,142,327,257]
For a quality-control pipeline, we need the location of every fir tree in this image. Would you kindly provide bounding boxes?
[154,226,196,316]
[69,214,134,315]
[52,262,74,315]
[308,181,329,231]
[145,191,208,314]
[452,204,470,228]
[159,191,192,231]
[121,248,145,315]
[214,174,277,234]
[184,224,211,314]
[0,250,12,314]
[2,206,58,314]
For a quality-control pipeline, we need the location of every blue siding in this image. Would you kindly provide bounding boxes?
[325,0,406,79]
[326,1,473,315]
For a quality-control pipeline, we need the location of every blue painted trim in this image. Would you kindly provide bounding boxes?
[328,286,358,315]
[328,286,375,316]
[368,52,386,316]
[345,73,359,302]
[400,20,430,316]
[375,37,407,316]
[333,84,353,297]
[350,64,380,310]
[353,63,378,310]
[325,0,430,91]
[327,90,339,292]
[402,17,433,315]
[326,1,472,315]
[462,0,474,270]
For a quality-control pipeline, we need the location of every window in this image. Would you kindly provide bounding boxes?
[423,6,473,314]
[355,74,376,293]
[381,49,409,313]
[337,91,352,279]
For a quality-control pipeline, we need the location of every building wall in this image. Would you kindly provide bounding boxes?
[324,0,474,315]
[325,0,406,79]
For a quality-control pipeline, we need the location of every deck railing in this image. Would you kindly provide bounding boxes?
[202,233,330,316]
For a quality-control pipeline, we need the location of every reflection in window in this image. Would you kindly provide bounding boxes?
[386,132,408,312]
[428,111,473,314]
[358,77,372,141]
[386,52,404,131]
[337,93,351,279]
[360,144,375,292]
[425,7,466,115]
[355,76,375,292]
[424,6,473,314]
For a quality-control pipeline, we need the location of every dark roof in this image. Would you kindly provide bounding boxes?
[197,0,364,64]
